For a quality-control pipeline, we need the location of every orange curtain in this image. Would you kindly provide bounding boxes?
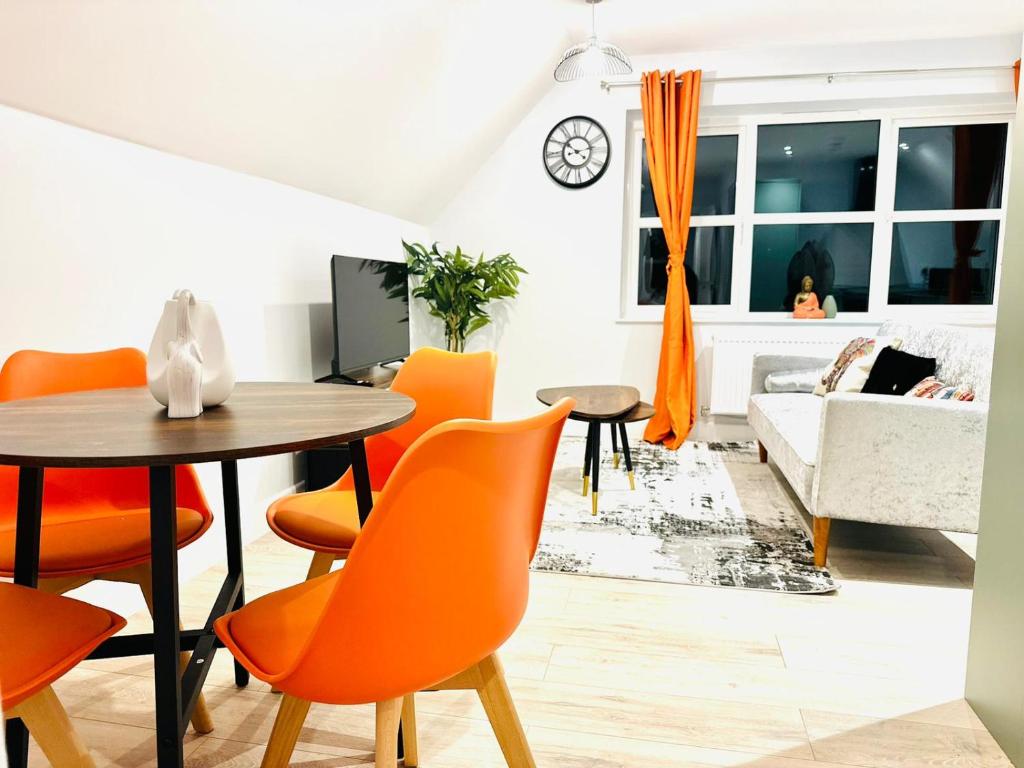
[640,69,701,450]
[1014,58,1020,99]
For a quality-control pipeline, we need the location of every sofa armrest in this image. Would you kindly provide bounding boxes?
[750,354,832,395]
[813,392,987,532]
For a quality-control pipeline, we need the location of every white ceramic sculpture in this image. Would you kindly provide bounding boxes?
[164,291,204,418]
[147,290,235,414]
[822,294,838,319]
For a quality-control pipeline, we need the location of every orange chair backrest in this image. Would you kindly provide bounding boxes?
[335,347,497,491]
[0,348,210,531]
[278,398,574,705]
[0,348,147,401]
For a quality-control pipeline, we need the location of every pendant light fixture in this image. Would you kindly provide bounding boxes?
[554,0,632,83]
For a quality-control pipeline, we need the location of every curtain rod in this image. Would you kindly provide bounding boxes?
[600,64,1015,92]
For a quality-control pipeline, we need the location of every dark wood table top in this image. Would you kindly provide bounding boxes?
[536,385,640,419]
[0,382,416,468]
[601,401,655,424]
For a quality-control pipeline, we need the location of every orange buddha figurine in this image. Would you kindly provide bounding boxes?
[793,275,825,319]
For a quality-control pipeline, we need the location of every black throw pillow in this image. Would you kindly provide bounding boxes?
[862,347,937,396]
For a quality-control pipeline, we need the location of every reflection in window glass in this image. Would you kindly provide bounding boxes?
[641,135,738,217]
[639,227,733,306]
[754,121,880,213]
[894,124,1007,211]
[889,221,998,305]
[750,223,873,312]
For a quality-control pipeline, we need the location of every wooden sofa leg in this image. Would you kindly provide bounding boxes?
[813,517,831,568]
[757,441,768,463]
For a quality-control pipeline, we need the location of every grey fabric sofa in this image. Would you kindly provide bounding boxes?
[748,321,994,567]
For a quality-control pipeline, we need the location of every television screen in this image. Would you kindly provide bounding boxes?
[331,255,410,374]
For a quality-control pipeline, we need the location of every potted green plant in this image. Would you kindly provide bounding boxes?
[402,240,526,353]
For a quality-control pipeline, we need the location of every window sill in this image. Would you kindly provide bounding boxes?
[617,311,997,327]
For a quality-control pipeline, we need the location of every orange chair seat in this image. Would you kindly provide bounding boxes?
[216,571,341,683]
[0,506,210,578]
[266,490,379,555]
[0,582,125,709]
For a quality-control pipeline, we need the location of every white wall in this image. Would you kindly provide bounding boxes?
[0,104,427,615]
[430,35,1020,439]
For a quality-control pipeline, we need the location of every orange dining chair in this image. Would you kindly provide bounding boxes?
[0,348,215,734]
[1,581,126,767]
[215,398,574,768]
[267,347,497,581]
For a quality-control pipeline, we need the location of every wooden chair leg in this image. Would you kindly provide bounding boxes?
[401,694,419,767]
[38,575,94,595]
[261,694,312,768]
[305,551,336,581]
[8,685,95,768]
[475,655,536,768]
[813,516,831,568]
[375,698,402,768]
[136,573,215,734]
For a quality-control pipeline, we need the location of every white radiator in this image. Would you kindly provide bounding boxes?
[709,336,844,416]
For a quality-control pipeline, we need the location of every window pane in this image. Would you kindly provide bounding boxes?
[889,220,998,304]
[750,223,873,312]
[894,124,1007,211]
[638,226,734,306]
[754,121,880,213]
[641,135,738,217]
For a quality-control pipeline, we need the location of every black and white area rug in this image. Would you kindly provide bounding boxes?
[533,437,838,594]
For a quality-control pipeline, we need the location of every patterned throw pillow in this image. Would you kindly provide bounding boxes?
[813,336,901,396]
[905,376,975,402]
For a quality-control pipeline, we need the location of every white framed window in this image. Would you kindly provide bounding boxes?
[620,106,1014,325]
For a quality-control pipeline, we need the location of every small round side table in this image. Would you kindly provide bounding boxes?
[536,385,654,515]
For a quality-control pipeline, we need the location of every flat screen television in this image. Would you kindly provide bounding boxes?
[330,255,410,376]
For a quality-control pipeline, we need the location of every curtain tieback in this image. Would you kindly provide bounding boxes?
[666,251,684,274]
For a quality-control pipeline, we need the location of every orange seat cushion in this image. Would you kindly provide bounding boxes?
[215,571,341,683]
[0,582,125,709]
[0,506,209,578]
[266,490,378,555]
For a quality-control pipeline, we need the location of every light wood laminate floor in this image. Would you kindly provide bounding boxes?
[31,462,1005,767]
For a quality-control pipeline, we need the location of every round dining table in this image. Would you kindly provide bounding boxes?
[0,382,415,768]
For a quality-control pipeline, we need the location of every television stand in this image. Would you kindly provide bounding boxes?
[316,363,401,389]
[315,373,374,387]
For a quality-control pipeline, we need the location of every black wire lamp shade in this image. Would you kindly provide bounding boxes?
[554,0,633,83]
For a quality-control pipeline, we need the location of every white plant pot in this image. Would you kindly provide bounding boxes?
[147,292,235,409]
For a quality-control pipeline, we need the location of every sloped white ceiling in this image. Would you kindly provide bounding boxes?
[0,0,1021,224]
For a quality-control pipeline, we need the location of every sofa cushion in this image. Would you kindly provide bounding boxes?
[861,347,936,396]
[877,321,994,402]
[748,393,821,510]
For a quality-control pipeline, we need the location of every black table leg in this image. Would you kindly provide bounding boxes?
[220,460,249,687]
[5,467,43,768]
[149,465,184,768]
[582,423,595,496]
[619,422,635,490]
[581,424,592,481]
[347,438,404,758]
[610,422,619,469]
[590,423,601,516]
[349,438,373,526]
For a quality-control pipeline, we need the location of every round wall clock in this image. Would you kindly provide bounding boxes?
[543,115,610,189]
